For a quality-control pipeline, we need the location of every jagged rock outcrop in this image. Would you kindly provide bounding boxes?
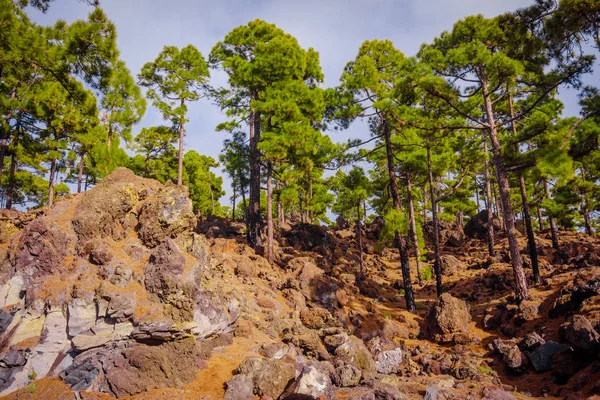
[0,168,237,397]
[464,209,502,239]
[427,293,471,343]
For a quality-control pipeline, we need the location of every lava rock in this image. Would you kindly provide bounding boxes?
[331,365,361,387]
[427,293,471,343]
[527,340,570,372]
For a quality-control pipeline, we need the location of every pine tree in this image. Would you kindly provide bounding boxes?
[337,39,417,313]
[138,45,209,185]
[418,13,592,302]
[331,167,372,279]
[210,19,325,252]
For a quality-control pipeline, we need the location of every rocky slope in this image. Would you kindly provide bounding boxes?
[0,168,598,399]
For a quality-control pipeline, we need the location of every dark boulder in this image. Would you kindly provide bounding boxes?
[464,209,501,239]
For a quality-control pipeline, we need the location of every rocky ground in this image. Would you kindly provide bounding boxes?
[0,168,599,400]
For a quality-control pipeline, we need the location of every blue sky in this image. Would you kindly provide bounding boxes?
[28,0,597,202]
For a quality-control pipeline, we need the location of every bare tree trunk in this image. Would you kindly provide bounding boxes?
[356,201,365,280]
[475,184,480,213]
[5,153,17,210]
[422,188,428,226]
[543,179,560,249]
[209,184,215,215]
[384,121,415,313]
[77,155,85,193]
[240,181,247,222]
[266,162,273,264]
[537,205,544,231]
[426,140,443,296]
[482,77,528,302]
[520,173,542,284]
[177,103,185,186]
[583,200,593,236]
[48,159,56,207]
[484,139,496,257]
[407,176,423,285]
[0,88,17,185]
[308,178,313,223]
[248,100,262,249]
[232,189,236,221]
[0,137,7,186]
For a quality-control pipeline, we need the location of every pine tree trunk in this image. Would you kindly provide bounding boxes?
[77,155,85,193]
[48,159,56,208]
[232,186,236,221]
[308,178,313,223]
[422,187,428,226]
[209,184,215,215]
[583,200,593,236]
[277,184,284,230]
[248,100,262,249]
[357,201,365,280]
[543,179,560,249]
[240,181,247,222]
[520,173,542,284]
[177,102,185,186]
[456,211,464,231]
[475,184,480,213]
[537,206,544,231]
[426,141,443,296]
[5,153,17,210]
[407,176,422,285]
[384,121,415,313]
[482,78,528,302]
[483,139,496,257]
[0,89,17,186]
[0,137,7,186]
[508,93,541,284]
[266,162,274,264]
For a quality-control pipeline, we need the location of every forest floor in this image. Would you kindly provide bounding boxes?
[1,175,599,400]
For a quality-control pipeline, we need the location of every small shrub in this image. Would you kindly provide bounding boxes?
[477,363,497,377]
[27,372,37,381]
[26,383,35,393]
[419,266,433,281]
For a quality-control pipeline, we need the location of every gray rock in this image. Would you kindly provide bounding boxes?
[283,364,334,399]
[424,386,441,400]
[375,348,403,374]
[224,375,253,400]
[0,352,26,368]
[60,359,101,391]
[527,340,570,372]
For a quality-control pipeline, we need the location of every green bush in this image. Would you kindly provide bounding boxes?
[419,266,433,281]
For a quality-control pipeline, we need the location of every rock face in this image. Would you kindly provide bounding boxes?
[427,293,471,343]
[464,209,501,239]
[334,335,376,372]
[440,254,464,276]
[492,338,527,371]
[559,315,600,355]
[527,340,570,372]
[0,168,237,397]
